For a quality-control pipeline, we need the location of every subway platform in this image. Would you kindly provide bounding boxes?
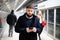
[0,23,53,40]
[0,0,60,40]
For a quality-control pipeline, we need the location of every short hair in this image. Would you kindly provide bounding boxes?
[11,10,14,14]
[26,5,34,9]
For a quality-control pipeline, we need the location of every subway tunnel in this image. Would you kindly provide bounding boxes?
[0,0,60,40]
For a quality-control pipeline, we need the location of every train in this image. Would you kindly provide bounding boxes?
[37,0,60,40]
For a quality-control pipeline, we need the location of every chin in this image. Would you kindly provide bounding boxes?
[29,15,32,16]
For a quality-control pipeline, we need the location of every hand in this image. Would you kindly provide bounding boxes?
[32,27,37,32]
[26,28,32,33]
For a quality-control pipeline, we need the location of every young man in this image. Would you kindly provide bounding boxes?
[6,10,17,37]
[15,5,42,40]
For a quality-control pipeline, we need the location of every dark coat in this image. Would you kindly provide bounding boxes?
[15,14,42,40]
[6,13,17,25]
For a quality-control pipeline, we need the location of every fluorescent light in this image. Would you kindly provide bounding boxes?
[15,0,27,11]
[14,0,19,9]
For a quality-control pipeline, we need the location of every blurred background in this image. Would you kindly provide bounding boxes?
[0,0,60,40]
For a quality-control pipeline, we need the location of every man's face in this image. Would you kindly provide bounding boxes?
[26,8,34,16]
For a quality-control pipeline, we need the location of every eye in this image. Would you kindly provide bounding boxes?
[27,10,32,12]
[28,10,30,12]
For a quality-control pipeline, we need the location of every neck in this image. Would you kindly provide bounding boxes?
[26,15,33,19]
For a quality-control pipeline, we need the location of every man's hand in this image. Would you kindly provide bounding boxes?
[32,27,37,32]
[26,28,32,33]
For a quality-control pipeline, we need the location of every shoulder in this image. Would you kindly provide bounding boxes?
[13,14,16,17]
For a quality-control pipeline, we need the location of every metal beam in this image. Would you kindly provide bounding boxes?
[5,2,11,11]
[15,0,27,11]
[14,0,19,10]
[47,9,49,32]
[54,8,56,39]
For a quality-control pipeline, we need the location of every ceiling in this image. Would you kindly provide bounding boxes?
[0,0,40,13]
[0,0,24,13]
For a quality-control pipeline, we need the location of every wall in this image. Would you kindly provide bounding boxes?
[38,0,60,9]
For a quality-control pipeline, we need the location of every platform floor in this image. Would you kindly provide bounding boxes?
[1,23,53,40]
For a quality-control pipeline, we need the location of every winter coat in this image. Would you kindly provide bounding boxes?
[6,13,17,25]
[15,14,42,40]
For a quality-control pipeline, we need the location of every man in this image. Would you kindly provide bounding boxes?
[15,5,42,40]
[6,10,17,37]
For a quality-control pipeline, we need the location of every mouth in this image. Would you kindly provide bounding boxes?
[26,14,33,17]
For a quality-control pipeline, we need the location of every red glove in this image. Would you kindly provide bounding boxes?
[42,20,46,27]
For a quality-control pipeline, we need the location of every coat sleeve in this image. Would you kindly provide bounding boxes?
[36,18,43,33]
[15,17,26,33]
[15,16,17,22]
[6,15,10,24]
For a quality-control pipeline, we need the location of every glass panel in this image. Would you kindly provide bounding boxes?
[44,10,47,31]
[56,8,60,39]
[49,9,54,22]
[45,10,47,20]
[48,23,54,36]
[48,9,54,36]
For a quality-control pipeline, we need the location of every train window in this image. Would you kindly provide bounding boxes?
[48,9,54,36]
[48,23,54,36]
[48,9,54,23]
[56,8,60,24]
[45,10,47,20]
[56,8,60,39]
